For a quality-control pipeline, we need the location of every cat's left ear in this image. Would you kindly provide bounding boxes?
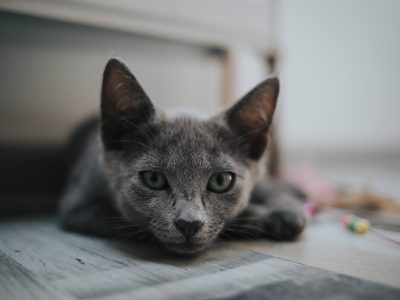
[101,58,155,150]
[223,78,279,160]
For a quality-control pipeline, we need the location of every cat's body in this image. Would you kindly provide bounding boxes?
[59,59,306,254]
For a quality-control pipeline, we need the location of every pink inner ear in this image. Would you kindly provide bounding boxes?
[103,63,136,114]
[100,59,155,150]
[229,78,278,133]
[225,77,279,160]
[102,59,153,118]
[241,100,271,130]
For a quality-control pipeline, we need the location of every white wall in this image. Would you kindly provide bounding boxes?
[0,12,223,144]
[229,47,270,100]
[278,0,400,157]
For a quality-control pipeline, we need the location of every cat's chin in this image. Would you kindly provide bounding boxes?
[163,241,209,255]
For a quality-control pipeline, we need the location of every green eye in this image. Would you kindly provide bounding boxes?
[207,172,235,193]
[140,171,169,190]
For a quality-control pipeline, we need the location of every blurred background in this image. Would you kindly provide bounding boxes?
[0,0,399,214]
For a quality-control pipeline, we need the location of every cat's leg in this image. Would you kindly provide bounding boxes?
[223,181,307,241]
[59,184,120,236]
[59,183,152,243]
[58,150,124,237]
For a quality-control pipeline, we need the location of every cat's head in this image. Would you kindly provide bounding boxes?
[100,58,279,254]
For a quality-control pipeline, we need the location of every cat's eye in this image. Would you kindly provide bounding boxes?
[140,171,169,190]
[207,172,235,193]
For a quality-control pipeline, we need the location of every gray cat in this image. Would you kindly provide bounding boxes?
[59,58,306,254]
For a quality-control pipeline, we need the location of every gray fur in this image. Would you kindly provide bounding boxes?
[59,59,306,254]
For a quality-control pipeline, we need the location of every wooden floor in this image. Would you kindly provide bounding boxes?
[1,210,399,300]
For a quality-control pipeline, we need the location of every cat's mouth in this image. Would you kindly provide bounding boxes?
[163,241,208,254]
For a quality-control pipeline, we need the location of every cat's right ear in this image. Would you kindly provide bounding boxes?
[101,58,155,150]
[222,78,279,160]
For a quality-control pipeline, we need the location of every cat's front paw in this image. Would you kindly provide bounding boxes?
[262,210,306,241]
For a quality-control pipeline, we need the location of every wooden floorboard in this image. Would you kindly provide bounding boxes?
[0,250,73,300]
[1,215,399,300]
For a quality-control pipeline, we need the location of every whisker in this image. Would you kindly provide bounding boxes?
[223,123,272,149]
[106,139,153,151]
[222,229,258,241]
[104,109,153,140]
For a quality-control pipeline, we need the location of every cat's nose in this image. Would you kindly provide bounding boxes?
[174,219,204,240]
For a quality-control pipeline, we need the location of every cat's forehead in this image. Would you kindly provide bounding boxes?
[165,107,210,120]
[156,116,218,155]
[142,116,236,173]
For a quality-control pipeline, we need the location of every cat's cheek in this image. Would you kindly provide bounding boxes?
[116,197,147,224]
[207,190,243,222]
[234,175,258,214]
[226,186,248,212]
[117,183,161,222]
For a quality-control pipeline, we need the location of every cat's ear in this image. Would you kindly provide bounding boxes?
[224,78,279,160]
[101,58,155,149]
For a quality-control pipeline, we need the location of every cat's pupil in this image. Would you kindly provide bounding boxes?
[207,172,234,193]
[216,174,224,186]
[140,171,168,190]
[150,173,158,183]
